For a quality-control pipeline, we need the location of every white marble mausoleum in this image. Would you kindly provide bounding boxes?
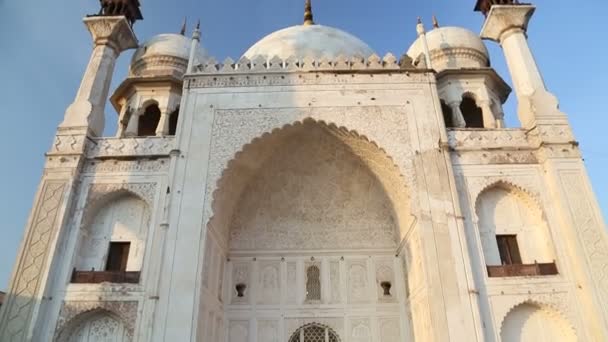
[1,0,607,341]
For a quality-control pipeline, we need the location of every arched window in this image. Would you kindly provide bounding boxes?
[138,103,161,136]
[476,185,558,277]
[460,95,484,128]
[168,106,180,135]
[441,100,454,128]
[73,193,150,284]
[306,265,321,301]
[288,323,340,342]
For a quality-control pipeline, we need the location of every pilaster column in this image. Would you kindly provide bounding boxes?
[156,107,171,136]
[124,108,142,137]
[480,5,566,128]
[478,99,496,128]
[448,101,466,128]
[60,16,137,136]
[116,102,130,137]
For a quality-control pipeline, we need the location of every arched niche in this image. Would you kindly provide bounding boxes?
[75,192,150,273]
[460,92,484,128]
[500,302,577,342]
[209,119,410,251]
[475,183,555,267]
[56,309,130,342]
[138,102,161,137]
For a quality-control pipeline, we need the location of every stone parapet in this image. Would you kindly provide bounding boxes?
[191,53,408,75]
[85,136,176,159]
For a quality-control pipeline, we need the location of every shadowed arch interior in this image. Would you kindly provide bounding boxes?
[207,119,412,250]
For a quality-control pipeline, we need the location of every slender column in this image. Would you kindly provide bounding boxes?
[448,101,466,128]
[115,102,130,137]
[416,18,433,69]
[60,16,137,136]
[156,107,171,136]
[186,22,201,74]
[478,100,496,128]
[480,5,566,127]
[124,108,142,137]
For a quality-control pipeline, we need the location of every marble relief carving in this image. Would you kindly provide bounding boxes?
[86,136,175,158]
[0,182,67,342]
[55,300,138,341]
[231,262,251,304]
[286,262,298,304]
[348,262,369,303]
[350,318,371,342]
[258,263,280,305]
[559,171,608,312]
[379,318,401,342]
[205,107,413,248]
[257,320,278,342]
[330,261,341,304]
[228,321,249,342]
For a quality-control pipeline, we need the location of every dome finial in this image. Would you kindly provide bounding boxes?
[432,15,439,28]
[180,17,187,35]
[304,0,315,26]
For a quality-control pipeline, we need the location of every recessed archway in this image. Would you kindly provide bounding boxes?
[207,119,413,248]
[198,119,414,342]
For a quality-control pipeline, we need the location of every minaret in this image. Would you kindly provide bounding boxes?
[0,3,140,341]
[476,3,608,339]
[60,0,139,136]
[475,0,565,127]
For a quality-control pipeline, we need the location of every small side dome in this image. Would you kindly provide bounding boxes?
[407,26,489,71]
[130,33,208,77]
[243,24,375,60]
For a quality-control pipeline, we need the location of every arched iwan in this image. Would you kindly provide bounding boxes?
[205,119,414,248]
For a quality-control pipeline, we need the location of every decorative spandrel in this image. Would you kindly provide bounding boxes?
[97,0,143,26]
[474,0,527,16]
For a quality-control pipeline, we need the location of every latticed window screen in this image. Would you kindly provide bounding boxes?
[306,265,321,301]
[288,324,340,342]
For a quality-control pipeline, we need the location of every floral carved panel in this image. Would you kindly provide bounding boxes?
[0,181,67,342]
[86,137,175,158]
[559,170,608,314]
[54,300,138,341]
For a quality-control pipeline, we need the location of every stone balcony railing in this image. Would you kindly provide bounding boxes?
[486,262,558,278]
[70,269,141,284]
[86,136,176,159]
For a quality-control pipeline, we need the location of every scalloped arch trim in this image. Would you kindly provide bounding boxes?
[498,300,577,340]
[55,308,130,342]
[288,322,342,342]
[207,118,413,247]
[473,179,543,217]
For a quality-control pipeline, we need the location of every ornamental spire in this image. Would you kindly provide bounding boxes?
[304,0,315,26]
[432,15,439,28]
[180,17,187,35]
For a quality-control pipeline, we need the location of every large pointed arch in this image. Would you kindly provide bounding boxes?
[206,119,414,248]
[55,308,132,342]
[499,301,577,342]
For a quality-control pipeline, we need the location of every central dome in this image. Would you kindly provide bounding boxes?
[243,24,375,60]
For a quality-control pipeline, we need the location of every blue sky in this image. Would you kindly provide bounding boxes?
[0,0,606,289]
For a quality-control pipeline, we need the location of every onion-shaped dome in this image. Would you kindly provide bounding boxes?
[243,24,375,60]
[407,26,489,71]
[129,33,208,77]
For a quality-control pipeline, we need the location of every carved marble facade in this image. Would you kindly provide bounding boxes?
[1,3,607,342]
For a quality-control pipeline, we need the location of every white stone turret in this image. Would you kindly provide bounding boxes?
[60,16,138,136]
[480,4,566,127]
